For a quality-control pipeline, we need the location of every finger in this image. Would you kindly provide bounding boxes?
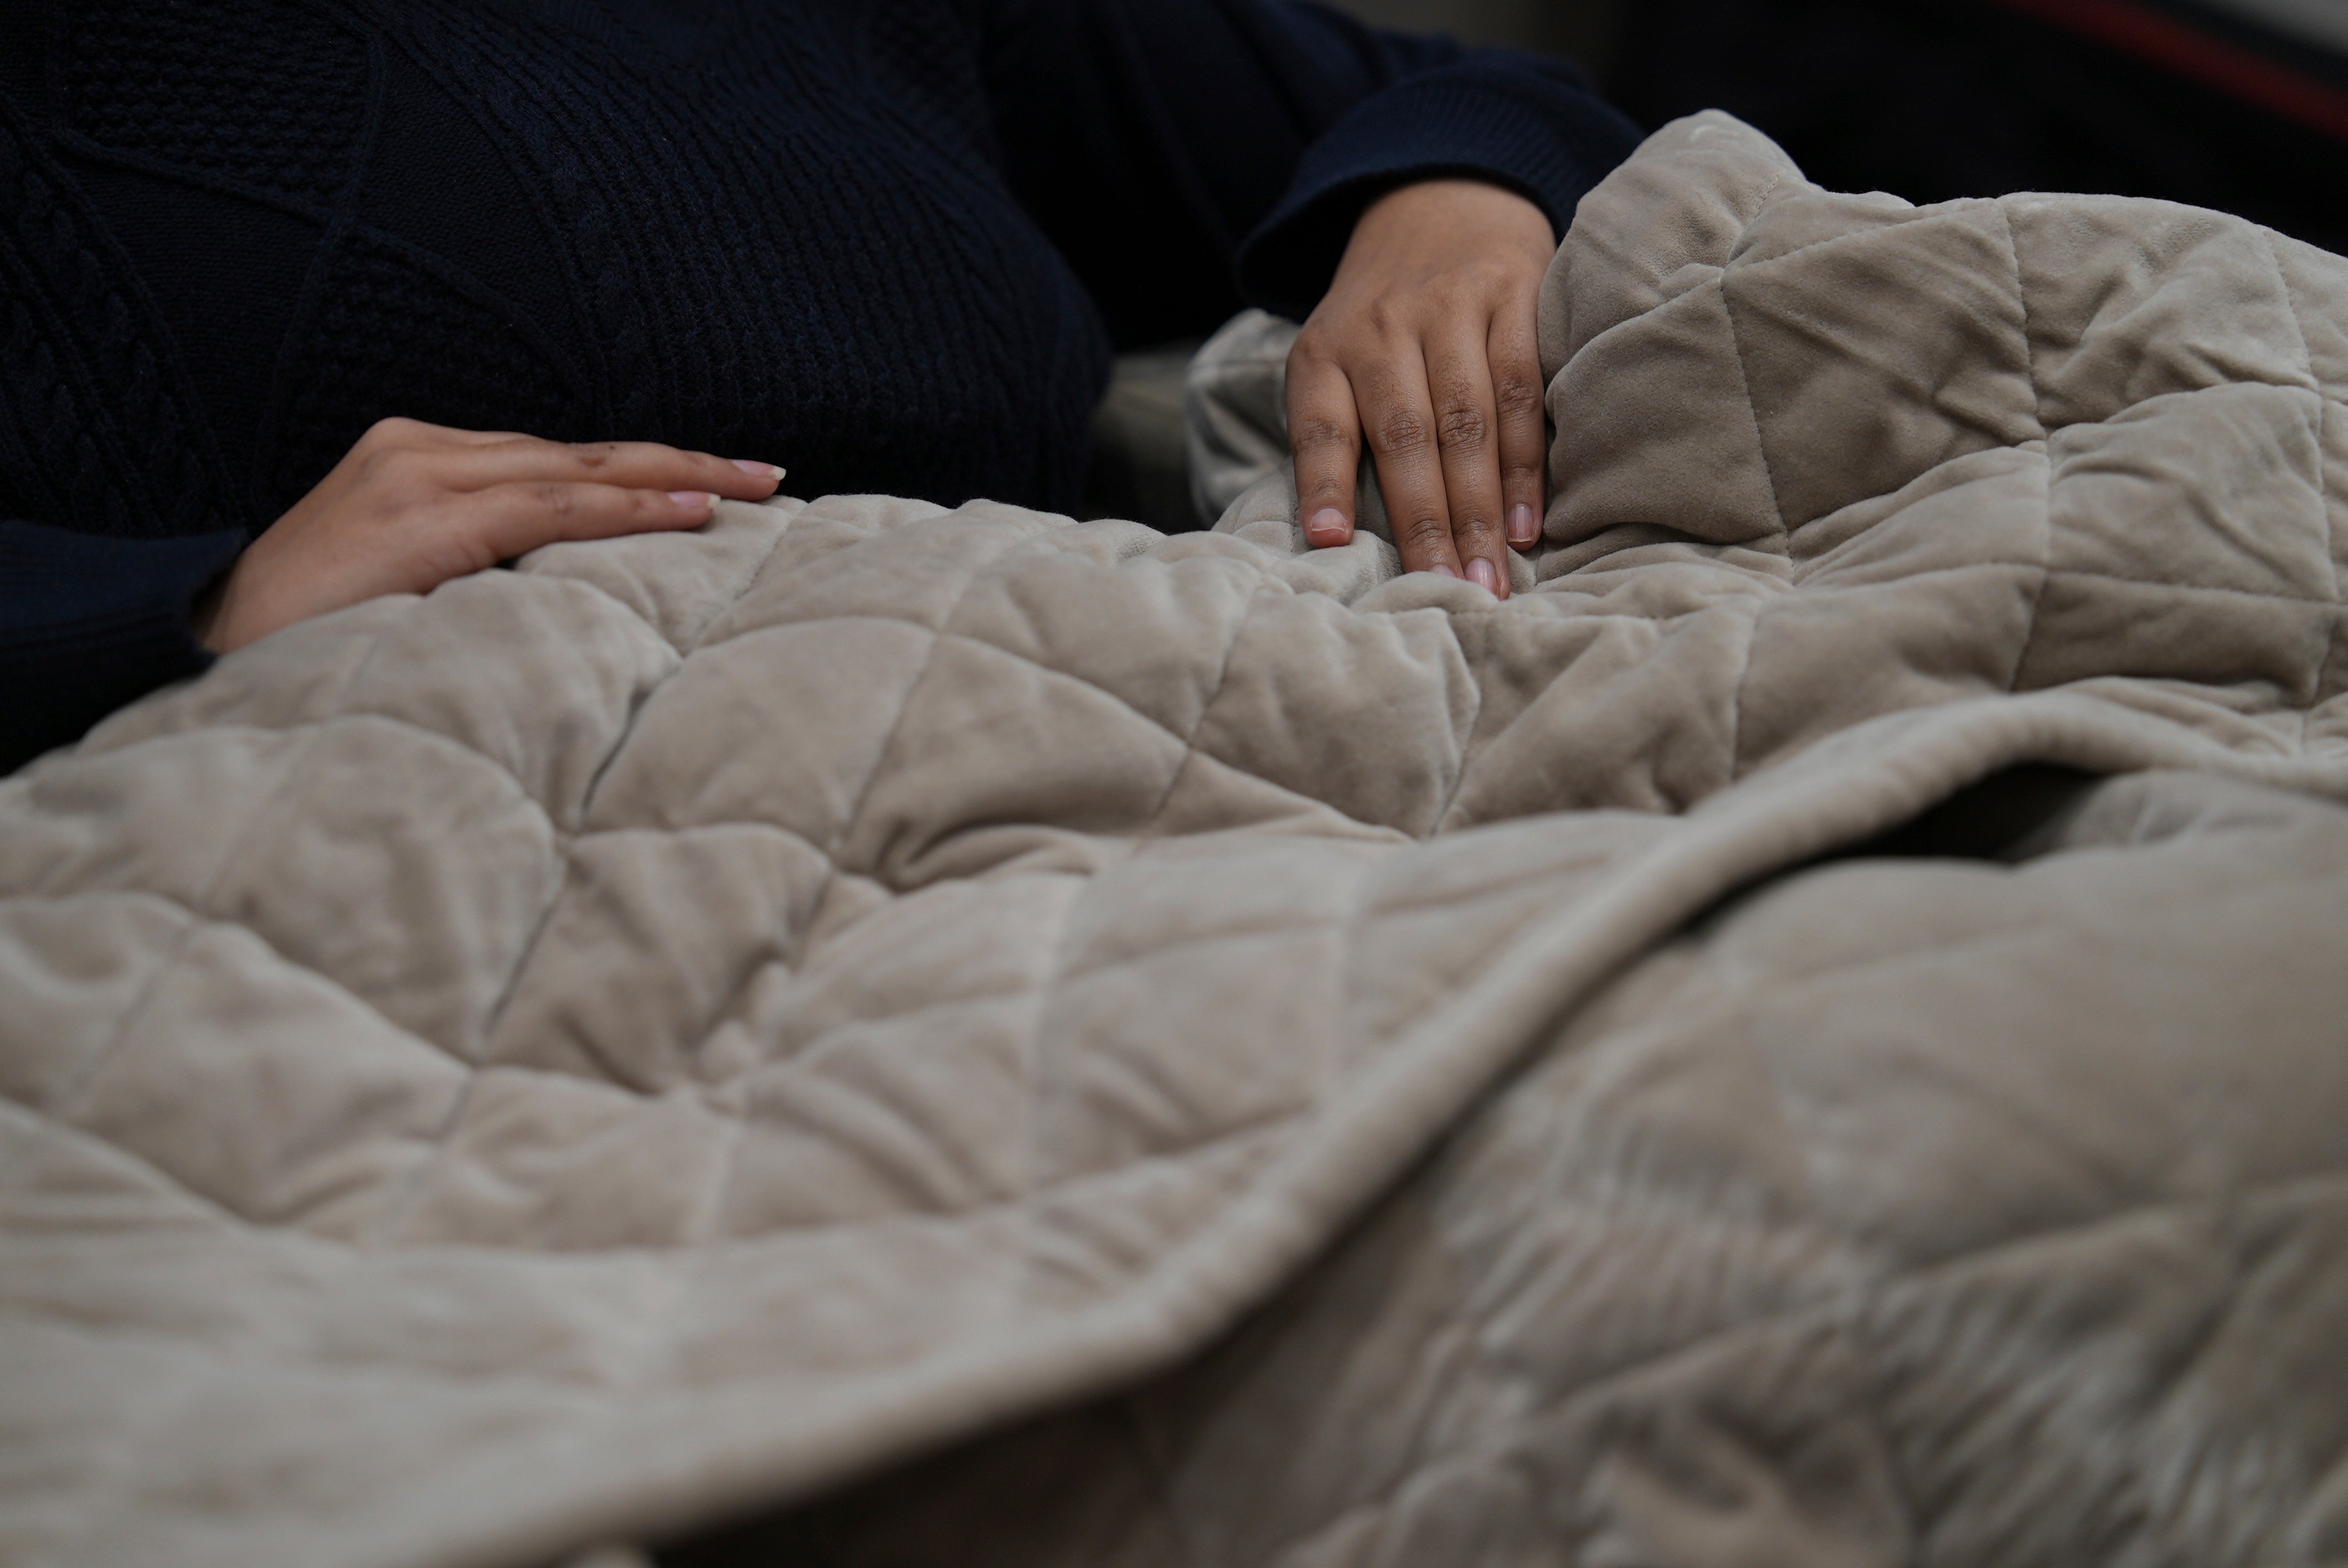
[1354,345,1461,579]
[1285,342,1361,549]
[484,437,782,499]
[464,481,719,566]
[1490,295,1548,554]
[395,421,785,496]
[390,433,781,501]
[1425,322,1510,599]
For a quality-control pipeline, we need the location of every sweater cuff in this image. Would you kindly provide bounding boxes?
[2,522,245,773]
[1234,53,1645,321]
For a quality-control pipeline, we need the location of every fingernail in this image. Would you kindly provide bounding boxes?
[1305,507,1350,543]
[1468,557,1500,593]
[670,491,719,509]
[1431,563,1461,579]
[731,460,783,479]
[1507,503,1539,546]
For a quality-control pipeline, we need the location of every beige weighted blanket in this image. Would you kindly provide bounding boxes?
[4,113,2347,1568]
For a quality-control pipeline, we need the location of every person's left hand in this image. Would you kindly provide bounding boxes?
[1285,178,1555,599]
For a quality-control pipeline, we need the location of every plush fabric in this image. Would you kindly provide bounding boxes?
[676,765,2348,1568]
[3,114,2346,1568]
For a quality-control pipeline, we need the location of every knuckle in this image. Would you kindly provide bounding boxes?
[359,443,425,488]
[1397,514,1451,554]
[1369,409,1432,457]
[533,482,577,520]
[1494,373,1544,421]
[1428,276,1476,313]
[1435,405,1490,450]
[1288,415,1356,456]
[361,415,420,448]
[1364,297,1414,336]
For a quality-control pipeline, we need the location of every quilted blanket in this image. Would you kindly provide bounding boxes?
[4,114,2347,1568]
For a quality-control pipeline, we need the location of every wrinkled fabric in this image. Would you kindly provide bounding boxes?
[1185,308,1296,524]
[685,766,2348,1568]
[3,114,2346,1568]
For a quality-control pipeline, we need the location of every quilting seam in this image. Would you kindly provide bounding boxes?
[12,915,205,1162]
[1999,200,2059,699]
[6,1038,1317,1250]
[1723,192,2008,276]
[1136,577,1271,839]
[1429,617,1490,833]
[1009,870,1135,1339]
[526,524,790,830]
[2259,226,2341,750]
[698,527,1050,1239]
[1716,202,1793,786]
[821,527,1054,876]
[0,1082,271,1229]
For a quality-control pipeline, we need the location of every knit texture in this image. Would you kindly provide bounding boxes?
[56,0,371,207]
[0,0,1641,772]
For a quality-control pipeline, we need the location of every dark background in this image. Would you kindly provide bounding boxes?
[1330,0,1625,68]
[1326,0,2347,257]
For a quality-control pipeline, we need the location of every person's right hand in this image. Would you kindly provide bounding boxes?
[195,417,784,652]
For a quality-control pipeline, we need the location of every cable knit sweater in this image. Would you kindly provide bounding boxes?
[0,0,1640,771]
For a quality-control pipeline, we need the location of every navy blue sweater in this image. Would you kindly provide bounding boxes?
[0,0,1640,771]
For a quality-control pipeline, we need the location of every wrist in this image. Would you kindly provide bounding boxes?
[1358,178,1552,247]
[190,550,267,654]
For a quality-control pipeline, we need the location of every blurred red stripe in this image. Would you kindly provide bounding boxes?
[1984,0,2348,139]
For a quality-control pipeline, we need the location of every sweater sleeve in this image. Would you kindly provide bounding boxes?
[976,0,1644,340]
[1,520,244,774]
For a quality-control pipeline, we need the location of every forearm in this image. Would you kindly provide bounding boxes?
[1237,46,1643,319]
[980,0,1640,337]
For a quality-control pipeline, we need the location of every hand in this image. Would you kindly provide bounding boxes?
[197,417,783,652]
[1286,179,1554,599]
